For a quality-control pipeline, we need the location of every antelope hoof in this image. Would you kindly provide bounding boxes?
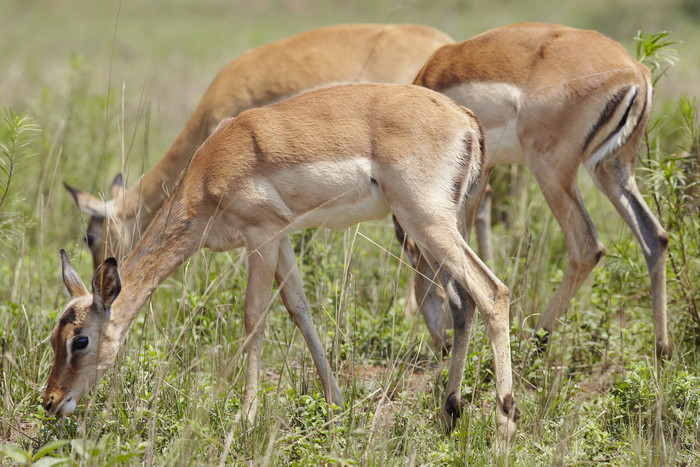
[496,393,519,447]
[532,329,550,354]
[440,338,453,358]
[441,392,464,432]
[656,339,673,363]
[236,398,259,428]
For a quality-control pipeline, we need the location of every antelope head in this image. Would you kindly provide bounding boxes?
[43,250,122,416]
[64,174,134,271]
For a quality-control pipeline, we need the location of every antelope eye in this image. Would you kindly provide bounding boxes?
[85,232,96,248]
[72,335,89,351]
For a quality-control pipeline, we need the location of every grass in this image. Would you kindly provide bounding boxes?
[1,0,700,464]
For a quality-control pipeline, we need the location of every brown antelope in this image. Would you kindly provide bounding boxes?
[404,22,670,359]
[65,22,454,348]
[44,84,519,441]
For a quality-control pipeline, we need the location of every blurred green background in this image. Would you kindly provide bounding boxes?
[3,0,698,209]
[1,1,699,464]
[3,0,698,114]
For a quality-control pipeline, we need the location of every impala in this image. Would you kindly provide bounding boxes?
[45,84,519,441]
[65,22,454,347]
[404,22,670,358]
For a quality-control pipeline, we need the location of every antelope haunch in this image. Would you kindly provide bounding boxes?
[405,22,670,359]
[45,84,519,441]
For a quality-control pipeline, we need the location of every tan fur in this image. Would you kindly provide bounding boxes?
[45,83,517,443]
[410,22,670,358]
[65,23,453,271]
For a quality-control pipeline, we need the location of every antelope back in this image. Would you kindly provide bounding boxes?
[67,23,453,271]
[413,22,650,167]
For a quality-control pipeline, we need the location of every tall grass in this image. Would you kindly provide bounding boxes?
[1,1,700,464]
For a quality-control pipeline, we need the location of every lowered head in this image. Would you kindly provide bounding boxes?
[43,250,122,416]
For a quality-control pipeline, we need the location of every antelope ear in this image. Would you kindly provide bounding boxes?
[60,249,89,298]
[63,182,108,218]
[110,173,125,199]
[92,257,121,312]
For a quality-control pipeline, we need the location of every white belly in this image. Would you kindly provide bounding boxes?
[287,189,390,232]
[258,158,392,233]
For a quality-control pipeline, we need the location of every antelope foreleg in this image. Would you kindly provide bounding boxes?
[474,184,493,263]
[239,238,280,425]
[275,235,344,408]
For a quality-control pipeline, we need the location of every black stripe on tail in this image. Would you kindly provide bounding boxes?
[582,85,639,155]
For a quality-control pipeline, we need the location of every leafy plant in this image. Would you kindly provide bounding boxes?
[635,30,679,85]
[3,5,700,464]
[0,107,39,248]
[0,440,70,466]
[641,97,700,338]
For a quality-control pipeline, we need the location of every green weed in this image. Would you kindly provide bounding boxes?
[1,2,700,465]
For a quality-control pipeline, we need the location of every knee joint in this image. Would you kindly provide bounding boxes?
[658,231,669,250]
[594,244,606,266]
[495,282,510,306]
[572,243,606,271]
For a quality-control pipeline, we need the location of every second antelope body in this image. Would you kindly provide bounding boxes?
[44,84,519,441]
[409,23,670,358]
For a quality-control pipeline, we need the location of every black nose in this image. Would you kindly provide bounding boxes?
[44,396,53,411]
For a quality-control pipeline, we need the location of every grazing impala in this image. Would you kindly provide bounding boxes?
[66,23,452,269]
[45,84,519,442]
[65,22,454,347]
[404,22,670,358]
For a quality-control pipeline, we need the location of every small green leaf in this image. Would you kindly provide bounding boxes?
[0,443,31,463]
[32,440,70,461]
[33,456,72,467]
